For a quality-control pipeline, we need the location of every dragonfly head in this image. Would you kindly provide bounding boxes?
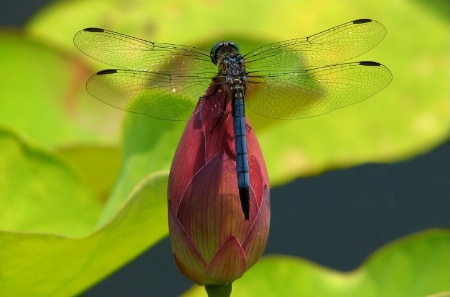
[210,41,241,65]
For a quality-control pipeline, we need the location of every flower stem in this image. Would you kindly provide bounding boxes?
[204,283,232,297]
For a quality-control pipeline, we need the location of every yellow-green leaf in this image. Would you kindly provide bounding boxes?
[0,126,101,236]
[97,114,184,224]
[0,160,168,297]
[58,144,122,203]
[182,229,449,297]
[0,31,122,147]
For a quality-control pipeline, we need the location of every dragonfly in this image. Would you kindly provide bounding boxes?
[74,19,392,220]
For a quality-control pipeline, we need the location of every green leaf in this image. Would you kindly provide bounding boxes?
[58,145,122,203]
[0,31,122,147]
[0,126,168,296]
[0,126,101,236]
[182,229,449,297]
[26,0,448,187]
[97,114,184,224]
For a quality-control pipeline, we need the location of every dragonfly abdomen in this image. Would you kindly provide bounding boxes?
[231,85,250,220]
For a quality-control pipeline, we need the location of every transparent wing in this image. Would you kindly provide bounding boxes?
[73,28,215,73]
[245,61,392,119]
[86,69,215,120]
[75,21,391,121]
[244,19,386,69]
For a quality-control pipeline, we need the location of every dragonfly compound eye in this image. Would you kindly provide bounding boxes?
[210,41,240,65]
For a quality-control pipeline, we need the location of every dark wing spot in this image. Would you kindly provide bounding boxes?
[83,28,105,32]
[97,69,118,75]
[359,61,381,66]
[353,19,372,24]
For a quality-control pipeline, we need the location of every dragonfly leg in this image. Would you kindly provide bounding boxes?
[202,82,229,133]
[210,92,229,133]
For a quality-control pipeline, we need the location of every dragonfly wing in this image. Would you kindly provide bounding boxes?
[86,69,214,120]
[245,61,392,119]
[244,19,387,69]
[74,28,214,73]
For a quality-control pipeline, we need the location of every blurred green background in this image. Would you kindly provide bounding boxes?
[0,0,448,296]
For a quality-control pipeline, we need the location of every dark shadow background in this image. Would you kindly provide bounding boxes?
[1,1,448,296]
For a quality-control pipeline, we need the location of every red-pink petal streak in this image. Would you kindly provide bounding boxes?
[204,235,247,283]
[177,151,249,260]
[168,206,209,284]
[242,179,270,269]
[168,111,206,214]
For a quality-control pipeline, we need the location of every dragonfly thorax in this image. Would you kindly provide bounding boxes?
[218,54,247,83]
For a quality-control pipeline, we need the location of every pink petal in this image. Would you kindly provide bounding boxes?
[177,151,250,260]
[199,92,235,162]
[245,119,270,207]
[204,235,247,284]
[168,108,206,214]
[242,181,270,268]
[168,204,209,284]
[169,86,234,214]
